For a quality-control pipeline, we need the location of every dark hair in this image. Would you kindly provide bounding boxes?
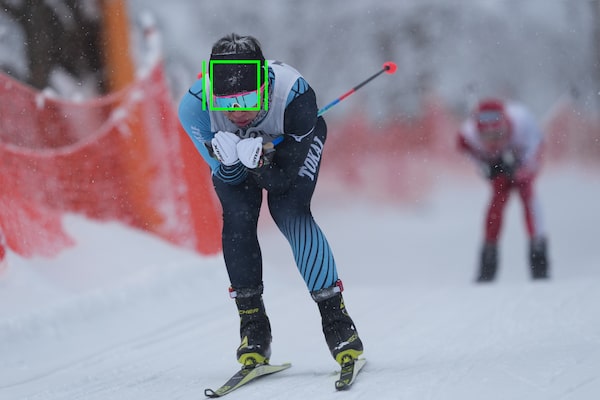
[211,33,264,58]
[210,33,266,95]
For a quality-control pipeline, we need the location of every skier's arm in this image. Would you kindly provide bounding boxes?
[251,84,319,194]
[178,80,248,184]
[458,131,493,175]
[512,111,544,183]
[458,131,517,179]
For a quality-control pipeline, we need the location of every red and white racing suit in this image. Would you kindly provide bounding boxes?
[458,101,547,244]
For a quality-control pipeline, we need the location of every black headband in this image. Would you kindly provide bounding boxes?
[210,51,265,96]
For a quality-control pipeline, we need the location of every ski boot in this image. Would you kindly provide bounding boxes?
[529,236,549,279]
[476,242,498,282]
[312,280,363,365]
[230,285,272,367]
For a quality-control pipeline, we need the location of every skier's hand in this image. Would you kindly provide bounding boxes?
[484,148,519,180]
[485,155,516,180]
[237,137,264,169]
[485,159,508,179]
[261,142,277,167]
[211,131,241,166]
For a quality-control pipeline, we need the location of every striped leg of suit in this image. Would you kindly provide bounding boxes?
[273,212,338,292]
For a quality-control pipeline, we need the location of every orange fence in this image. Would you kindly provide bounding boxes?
[321,94,600,203]
[0,62,221,258]
[2,60,597,262]
[542,98,600,163]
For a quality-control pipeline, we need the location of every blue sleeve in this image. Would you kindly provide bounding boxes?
[177,79,220,171]
[178,79,249,185]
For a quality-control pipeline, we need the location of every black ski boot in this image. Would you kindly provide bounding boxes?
[312,281,363,365]
[231,285,272,367]
[530,237,549,279]
[476,242,498,282]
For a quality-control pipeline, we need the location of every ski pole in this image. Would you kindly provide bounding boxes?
[268,61,397,148]
[317,61,397,117]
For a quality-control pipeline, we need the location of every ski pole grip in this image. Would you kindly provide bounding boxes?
[262,136,283,151]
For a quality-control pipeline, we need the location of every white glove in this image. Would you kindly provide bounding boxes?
[211,131,240,166]
[237,137,264,169]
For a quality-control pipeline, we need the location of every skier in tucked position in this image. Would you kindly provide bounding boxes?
[457,98,550,282]
[178,33,363,367]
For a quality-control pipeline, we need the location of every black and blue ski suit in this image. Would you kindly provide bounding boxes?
[178,60,339,293]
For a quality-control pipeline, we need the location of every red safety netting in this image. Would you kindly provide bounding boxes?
[0,62,221,258]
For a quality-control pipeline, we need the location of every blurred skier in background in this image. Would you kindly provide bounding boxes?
[457,98,550,282]
[178,33,363,368]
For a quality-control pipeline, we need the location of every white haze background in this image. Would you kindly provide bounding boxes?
[1,1,600,399]
[125,0,598,119]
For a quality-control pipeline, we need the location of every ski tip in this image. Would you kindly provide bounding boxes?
[204,388,220,398]
[261,361,292,370]
[264,362,292,370]
[204,362,292,398]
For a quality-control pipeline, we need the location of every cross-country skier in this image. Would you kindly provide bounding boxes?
[457,98,550,282]
[178,33,363,367]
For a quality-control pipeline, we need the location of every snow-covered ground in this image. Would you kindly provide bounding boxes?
[1,164,598,400]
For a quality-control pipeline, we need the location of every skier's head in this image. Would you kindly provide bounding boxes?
[209,33,266,97]
[209,33,267,126]
[474,98,511,154]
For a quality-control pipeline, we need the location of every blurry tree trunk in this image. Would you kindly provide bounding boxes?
[0,0,106,93]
